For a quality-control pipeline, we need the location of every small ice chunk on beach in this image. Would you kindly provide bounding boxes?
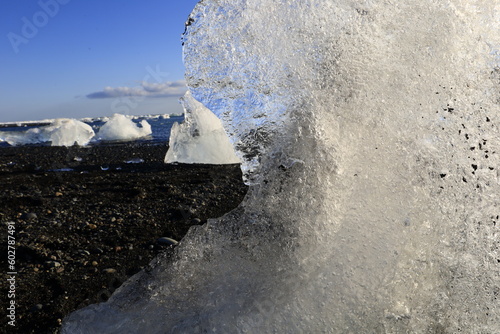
[97,114,152,141]
[125,158,144,164]
[48,168,74,172]
[165,91,240,164]
[0,119,95,146]
[48,119,95,146]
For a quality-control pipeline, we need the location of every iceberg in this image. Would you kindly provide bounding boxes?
[0,118,95,146]
[165,91,240,164]
[97,113,152,141]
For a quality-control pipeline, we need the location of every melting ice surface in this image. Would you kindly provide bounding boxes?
[63,0,499,333]
[0,119,95,146]
[97,113,152,141]
[165,91,240,164]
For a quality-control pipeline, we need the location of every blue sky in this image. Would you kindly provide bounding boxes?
[0,0,200,122]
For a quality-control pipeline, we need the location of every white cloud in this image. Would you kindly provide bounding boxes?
[87,80,187,99]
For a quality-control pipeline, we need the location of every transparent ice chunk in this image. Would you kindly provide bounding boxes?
[62,1,500,333]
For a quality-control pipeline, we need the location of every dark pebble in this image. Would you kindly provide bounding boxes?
[30,304,43,312]
[91,247,104,255]
[157,237,179,246]
[77,249,91,257]
[45,261,61,268]
[22,212,38,220]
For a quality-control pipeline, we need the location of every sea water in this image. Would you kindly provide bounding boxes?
[63,0,499,333]
[0,114,184,147]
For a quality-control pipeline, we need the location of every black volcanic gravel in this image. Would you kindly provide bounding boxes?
[0,143,248,334]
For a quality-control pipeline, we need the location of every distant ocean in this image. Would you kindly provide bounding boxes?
[0,114,184,148]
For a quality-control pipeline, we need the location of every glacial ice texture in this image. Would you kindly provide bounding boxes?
[97,113,152,141]
[63,0,499,333]
[0,119,95,146]
[165,91,240,164]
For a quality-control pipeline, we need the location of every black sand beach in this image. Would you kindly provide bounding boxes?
[0,143,248,333]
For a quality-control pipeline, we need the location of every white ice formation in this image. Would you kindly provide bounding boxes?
[48,119,95,146]
[0,118,95,146]
[63,1,499,333]
[97,113,152,141]
[165,91,240,164]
